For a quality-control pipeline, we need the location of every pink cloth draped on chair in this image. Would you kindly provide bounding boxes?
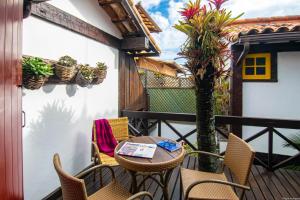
[92,119,118,157]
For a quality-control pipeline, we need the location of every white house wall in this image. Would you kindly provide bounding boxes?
[48,0,123,39]
[22,4,120,199]
[243,52,300,155]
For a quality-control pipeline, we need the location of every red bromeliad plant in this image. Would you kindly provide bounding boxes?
[174,0,242,172]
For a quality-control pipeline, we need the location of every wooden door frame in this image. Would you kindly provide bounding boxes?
[0,0,23,199]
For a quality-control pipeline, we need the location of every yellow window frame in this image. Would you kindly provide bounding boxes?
[243,53,271,80]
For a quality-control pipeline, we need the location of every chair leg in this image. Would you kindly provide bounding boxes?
[99,168,103,188]
[93,158,98,182]
[240,190,245,200]
[143,175,146,190]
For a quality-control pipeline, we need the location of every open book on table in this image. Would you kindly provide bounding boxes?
[117,142,157,159]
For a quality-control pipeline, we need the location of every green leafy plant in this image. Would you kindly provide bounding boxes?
[214,77,230,116]
[283,134,300,150]
[283,134,300,171]
[174,0,242,172]
[22,57,53,77]
[78,64,94,81]
[96,62,107,70]
[138,69,146,76]
[154,72,163,78]
[58,55,77,67]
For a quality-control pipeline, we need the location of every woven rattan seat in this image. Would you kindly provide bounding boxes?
[88,181,131,200]
[92,117,130,166]
[181,168,238,200]
[181,133,255,200]
[53,153,153,200]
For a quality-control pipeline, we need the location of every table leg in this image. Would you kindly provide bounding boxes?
[129,169,174,199]
[129,170,138,193]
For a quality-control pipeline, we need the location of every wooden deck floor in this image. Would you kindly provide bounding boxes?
[48,156,300,200]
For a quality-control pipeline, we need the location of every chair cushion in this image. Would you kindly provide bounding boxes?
[99,153,119,166]
[181,167,239,200]
[88,181,131,200]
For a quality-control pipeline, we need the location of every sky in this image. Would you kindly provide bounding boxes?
[139,0,300,62]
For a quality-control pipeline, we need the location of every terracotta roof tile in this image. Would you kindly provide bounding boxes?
[229,15,300,40]
[136,3,162,33]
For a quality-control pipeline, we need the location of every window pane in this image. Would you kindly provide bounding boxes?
[245,67,255,75]
[256,67,266,75]
[256,57,266,65]
[245,58,254,66]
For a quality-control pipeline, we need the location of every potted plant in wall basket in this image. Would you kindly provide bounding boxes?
[54,55,77,81]
[154,71,165,85]
[76,64,94,87]
[22,57,54,90]
[92,62,107,84]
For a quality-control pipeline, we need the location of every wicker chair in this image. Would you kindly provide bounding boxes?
[53,153,153,200]
[92,117,131,166]
[181,133,255,200]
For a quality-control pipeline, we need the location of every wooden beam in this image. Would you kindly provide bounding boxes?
[98,0,122,6]
[31,2,121,49]
[112,17,129,23]
[239,32,300,44]
[131,52,160,57]
[121,37,149,50]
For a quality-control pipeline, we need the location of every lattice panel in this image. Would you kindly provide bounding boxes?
[148,88,196,113]
[139,70,194,88]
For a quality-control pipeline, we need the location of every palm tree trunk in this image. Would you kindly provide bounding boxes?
[195,63,217,172]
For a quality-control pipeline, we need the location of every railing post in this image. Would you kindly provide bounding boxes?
[268,127,273,171]
[158,120,161,137]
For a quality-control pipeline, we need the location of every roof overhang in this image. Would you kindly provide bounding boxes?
[230,15,300,46]
[136,57,184,77]
[235,32,300,45]
[98,0,161,57]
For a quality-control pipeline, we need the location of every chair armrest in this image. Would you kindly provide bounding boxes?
[92,142,103,164]
[76,164,115,180]
[184,179,250,200]
[127,191,153,200]
[182,151,224,166]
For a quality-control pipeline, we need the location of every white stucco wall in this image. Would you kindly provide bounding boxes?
[22,3,120,199]
[48,0,122,39]
[243,52,300,155]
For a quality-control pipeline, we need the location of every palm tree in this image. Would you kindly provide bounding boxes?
[174,0,242,171]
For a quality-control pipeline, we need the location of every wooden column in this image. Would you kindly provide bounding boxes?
[0,0,23,199]
[119,52,148,114]
[230,45,243,137]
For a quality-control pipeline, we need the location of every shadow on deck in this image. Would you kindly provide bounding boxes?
[47,156,300,200]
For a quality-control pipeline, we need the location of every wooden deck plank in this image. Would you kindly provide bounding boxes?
[251,165,275,200]
[49,161,300,200]
[259,168,291,198]
[286,169,300,186]
[278,169,300,197]
[246,166,266,200]
[170,167,181,200]
[255,165,283,200]
[273,169,299,197]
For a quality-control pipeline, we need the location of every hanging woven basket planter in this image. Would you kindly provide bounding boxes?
[54,64,76,82]
[22,56,53,90]
[75,72,92,87]
[75,64,94,87]
[54,55,77,82]
[23,75,48,90]
[92,68,107,84]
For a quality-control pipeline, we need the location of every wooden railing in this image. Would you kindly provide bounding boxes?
[122,110,300,171]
